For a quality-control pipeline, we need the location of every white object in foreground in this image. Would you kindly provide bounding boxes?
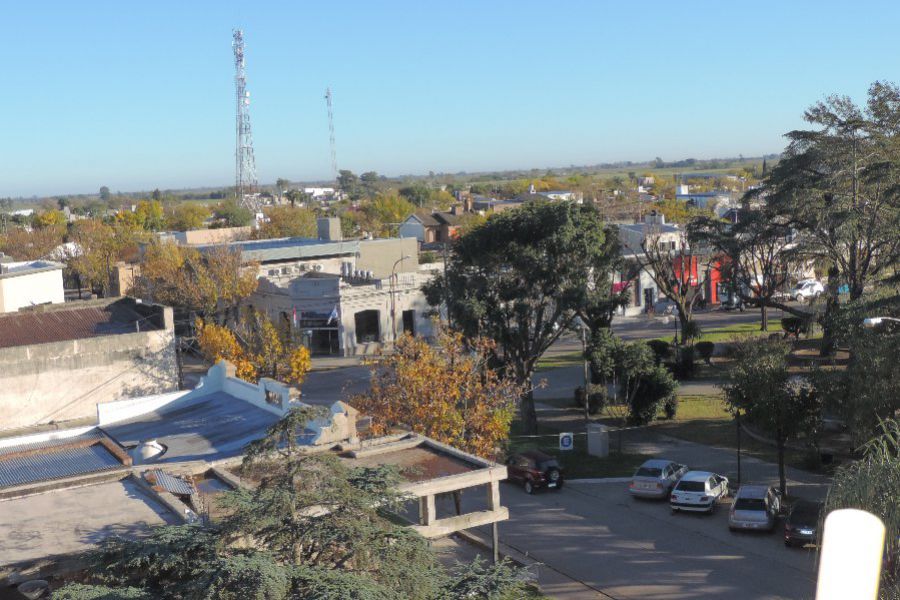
[816,508,885,600]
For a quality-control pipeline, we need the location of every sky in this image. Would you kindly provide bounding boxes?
[2,1,899,198]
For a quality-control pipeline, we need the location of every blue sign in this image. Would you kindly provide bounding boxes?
[559,432,574,451]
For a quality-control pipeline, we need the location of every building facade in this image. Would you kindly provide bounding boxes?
[0,258,65,313]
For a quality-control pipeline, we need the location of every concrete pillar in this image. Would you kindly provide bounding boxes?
[486,480,501,510]
[587,423,610,457]
[419,494,436,526]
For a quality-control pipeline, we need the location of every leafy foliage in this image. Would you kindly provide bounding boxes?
[824,419,900,598]
[352,331,522,459]
[254,206,317,239]
[134,241,258,320]
[425,201,621,433]
[721,339,822,495]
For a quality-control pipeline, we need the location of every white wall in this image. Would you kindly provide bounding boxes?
[0,267,65,313]
[398,219,425,242]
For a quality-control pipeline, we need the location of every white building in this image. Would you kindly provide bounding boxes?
[303,187,336,201]
[0,258,65,313]
[203,219,433,356]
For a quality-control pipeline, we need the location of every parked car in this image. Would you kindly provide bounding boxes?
[791,280,824,301]
[784,500,823,546]
[628,459,689,499]
[729,485,782,532]
[505,450,563,494]
[670,471,729,514]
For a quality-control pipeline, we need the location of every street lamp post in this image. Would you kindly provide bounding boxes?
[573,317,590,422]
[390,255,411,343]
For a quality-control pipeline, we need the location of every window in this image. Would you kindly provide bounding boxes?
[734,498,766,511]
[354,310,380,343]
[402,310,415,335]
[675,480,705,492]
[636,467,662,478]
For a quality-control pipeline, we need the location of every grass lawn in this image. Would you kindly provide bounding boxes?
[508,420,649,479]
[535,350,583,370]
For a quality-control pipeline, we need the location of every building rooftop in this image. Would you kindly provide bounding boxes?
[0,260,64,279]
[205,237,360,264]
[0,478,177,568]
[344,444,478,482]
[0,434,126,489]
[0,300,155,349]
[103,391,283,464]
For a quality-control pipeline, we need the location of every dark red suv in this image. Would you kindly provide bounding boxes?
[505,450,564,494]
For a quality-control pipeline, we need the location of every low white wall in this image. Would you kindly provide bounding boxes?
[97,390,189,426]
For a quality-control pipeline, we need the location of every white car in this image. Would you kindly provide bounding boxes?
[791,280,824,301]
[670,471,729,514]
[628,459,689,499]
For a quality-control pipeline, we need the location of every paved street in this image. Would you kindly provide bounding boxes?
[486,479,818,600]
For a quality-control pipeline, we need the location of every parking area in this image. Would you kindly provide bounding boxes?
[484,480,818,599]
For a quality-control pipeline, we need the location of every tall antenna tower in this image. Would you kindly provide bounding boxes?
[324,87,338,181]
[233,29,259,212]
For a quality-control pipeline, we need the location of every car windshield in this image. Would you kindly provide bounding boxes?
[734,498,766,511]
[537,459,559,470]
[791,504,821,521]
[676,481,705,492]
[635,467,662,478]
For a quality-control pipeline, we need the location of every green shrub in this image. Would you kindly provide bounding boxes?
[646,339,672,365]
[629,365,678,425]
[781,316,810,339]
[695,341,715,365]
[663,395,678,420]
[669,346,696,380]
[588,385,607,415]
[682,320,702,344]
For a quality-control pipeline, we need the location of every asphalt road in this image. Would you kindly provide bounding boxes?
[304,309,778,407]
[488,481,817,600]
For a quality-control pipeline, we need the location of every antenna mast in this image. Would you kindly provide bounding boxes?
[324,87,338,181]
[233,29,259,212]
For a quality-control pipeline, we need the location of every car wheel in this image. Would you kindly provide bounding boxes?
[671,507,677,515]
[524,480,534,495]
[554,480,564,491]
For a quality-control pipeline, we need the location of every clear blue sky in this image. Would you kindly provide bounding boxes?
[3,1,898,197]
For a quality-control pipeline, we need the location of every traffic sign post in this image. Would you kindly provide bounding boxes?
[559,432,574,451]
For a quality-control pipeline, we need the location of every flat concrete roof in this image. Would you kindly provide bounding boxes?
[0,478,177,567]
[103,391,281,463]
[344,445,478,482]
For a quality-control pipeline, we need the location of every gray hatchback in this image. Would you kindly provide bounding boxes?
[729,485,781,532]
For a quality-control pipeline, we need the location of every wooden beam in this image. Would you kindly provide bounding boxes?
[410,507,509,539]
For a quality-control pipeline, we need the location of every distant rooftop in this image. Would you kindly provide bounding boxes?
[0,259,65,278]
[202,236,361,264]
[0,299,158,349]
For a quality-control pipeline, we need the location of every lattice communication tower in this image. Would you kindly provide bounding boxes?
[233,29,259,212]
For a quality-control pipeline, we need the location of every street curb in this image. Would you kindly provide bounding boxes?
[567,477,631,484]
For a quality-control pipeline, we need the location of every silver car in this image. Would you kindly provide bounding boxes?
[729,485,781,531]
[629,459,689,499]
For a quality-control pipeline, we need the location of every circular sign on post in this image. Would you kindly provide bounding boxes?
[559,432,574,451]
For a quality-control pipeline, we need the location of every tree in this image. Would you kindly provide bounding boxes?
[255,206,317,239]
[68,219,143,296]
[689,210,801,330]
[56,410,526,599]
[33,209,67,228]
[360,171,381,198]
[623,225,709,344]
[275,178,289,193]
[214,199,254,227]
[167,203,211,231]
[425,201,621,433]
[721,339,822,496]
[762,82,900,345]
[0,224,65,260]
[823,419,900,598]
[134,242,258,322]
[398,183,432,207]
[363,195,415,237]
[134,200,166,231]
[814,315,900,447]
[99,186,111,203]
[196,310,312,385]
[337,169,361,201]
[351,331,522,459]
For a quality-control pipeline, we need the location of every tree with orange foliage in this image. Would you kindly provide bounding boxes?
[351,331,522,459]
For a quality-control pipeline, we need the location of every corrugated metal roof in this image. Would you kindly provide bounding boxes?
[0,432,103,457]
[0,302,152,349]
[146,469,195,496]
[0,442,122,488]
